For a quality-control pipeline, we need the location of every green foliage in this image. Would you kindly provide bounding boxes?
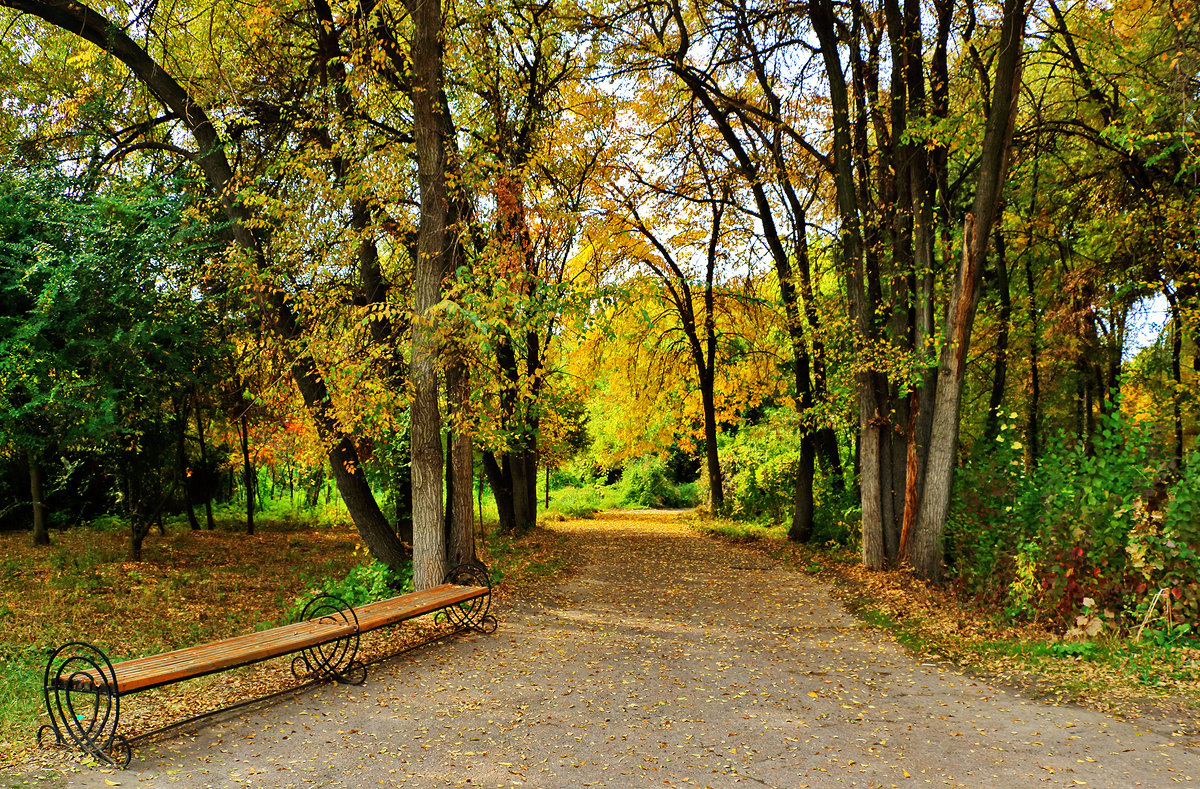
[951,406,1200,632]
[546,486,603,519]
[720,410,804,524]
[715,409,855,544]
[691,518,788,543]
[295,558,414,613]
[0,167,224,544]
[1049,641,1098,659]
[619,456,697,508]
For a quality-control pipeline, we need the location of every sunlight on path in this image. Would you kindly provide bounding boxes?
[41,511,1200,788]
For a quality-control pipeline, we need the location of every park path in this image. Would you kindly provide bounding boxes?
[50,511,1200,787]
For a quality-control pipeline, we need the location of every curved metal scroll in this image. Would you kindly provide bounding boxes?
[39,641,132,768]
[290,593,366,686]
[441,564,498,634]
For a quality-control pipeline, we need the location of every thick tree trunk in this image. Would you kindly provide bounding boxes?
[405,0,451,589]
[29,450,49,546]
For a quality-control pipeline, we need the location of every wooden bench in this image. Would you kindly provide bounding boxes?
[38,564,496,768]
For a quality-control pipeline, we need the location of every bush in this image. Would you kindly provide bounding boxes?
[950,405,1200,634]
[716,409,853,544]
[294,558,413,615]
[548,486,602,519]
[620,457,697,508]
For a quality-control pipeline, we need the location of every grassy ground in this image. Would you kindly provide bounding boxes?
[688,513,1200,724]
[0,500,577,770]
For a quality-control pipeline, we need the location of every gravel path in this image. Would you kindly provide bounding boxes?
[39,511,1200,787]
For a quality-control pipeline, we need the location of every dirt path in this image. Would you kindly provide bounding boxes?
[31,512,1200,787]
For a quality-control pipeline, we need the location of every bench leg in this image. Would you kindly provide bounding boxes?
[291,594,367,686]
[441,565,499,634]
[39,642,132,769]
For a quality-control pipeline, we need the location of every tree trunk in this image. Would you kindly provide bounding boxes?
[29,449,49,546]
[176,398,201,531]
[908,0,1026,581]
[195,402,216,529]
[240,412,255,536]
[406,0,451,590]
[1025,256,1041,468]
[511,452,534,531]
[483,453,517,534]
[700,369,724,514]
[1166,286,1184,463]
[788,435,816,542]
[983,226,1012,444]
[446,357,477,567]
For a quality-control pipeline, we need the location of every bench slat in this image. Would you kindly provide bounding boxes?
[354,584,488,633]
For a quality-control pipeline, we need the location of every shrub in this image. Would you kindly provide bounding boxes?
[620,457,698,508]
[294,558,413,615]
[950,405,1200,634]
[548,486,601,519]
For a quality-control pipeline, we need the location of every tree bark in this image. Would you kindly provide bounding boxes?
[404,0,451,589]
[239,412,255,536]
[446,356,477,567]
[194,401,216,529]
[482,453,517,534]
[1024,255,1041,468]
[176,397,202,531]
[983,226,1012,444]
[1165,285,1184,463]
[29,450,49,546]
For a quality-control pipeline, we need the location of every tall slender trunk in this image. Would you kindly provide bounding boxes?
[700,367,724,513]
[194,401,216,529]
[1024,256,1041,468]
[176,397,201,531]
[983,226,1012,444]
[1166,286,1184,463]
[29,449,49,546]
[240,412,255,536]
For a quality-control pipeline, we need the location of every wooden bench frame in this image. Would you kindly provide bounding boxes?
[38,563,496,768]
